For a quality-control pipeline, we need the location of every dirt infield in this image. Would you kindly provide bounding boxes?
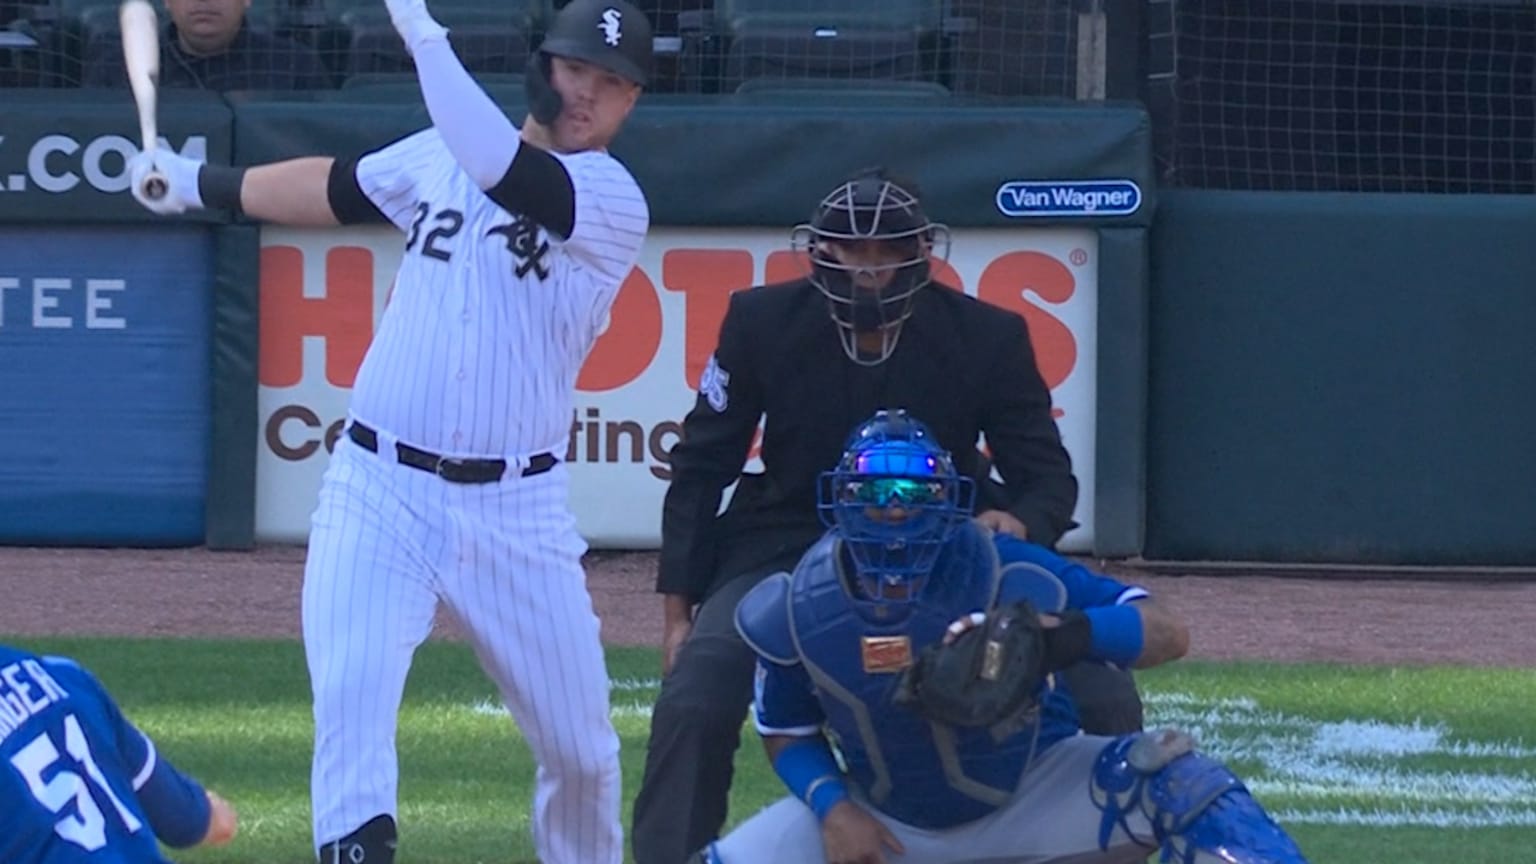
[0,545,1530,668]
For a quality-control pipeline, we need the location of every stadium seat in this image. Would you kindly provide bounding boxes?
[12,0,115,85]
[943,0,1077,98]
[680,0,944,94]
[285,0,543,89]
[733,76,949,100]
[289,0,551,29]
[717,0,940,30]
[340,69,525,93]
[0,23,45,86]
[340,6,532,78]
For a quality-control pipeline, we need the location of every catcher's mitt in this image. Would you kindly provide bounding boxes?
[893,600,1049,729]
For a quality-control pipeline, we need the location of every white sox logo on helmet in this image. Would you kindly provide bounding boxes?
[599,8,622,46]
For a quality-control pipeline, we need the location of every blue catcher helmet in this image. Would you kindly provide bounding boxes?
[818,410,976,606]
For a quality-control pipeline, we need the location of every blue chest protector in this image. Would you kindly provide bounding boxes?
[739,521,1084,830]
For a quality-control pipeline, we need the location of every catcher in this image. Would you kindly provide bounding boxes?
[695,410,1310,864]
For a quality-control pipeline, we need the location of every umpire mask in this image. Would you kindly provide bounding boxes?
[792,170,951,366]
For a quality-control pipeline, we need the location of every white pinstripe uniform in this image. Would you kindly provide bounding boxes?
[302,126,648,864]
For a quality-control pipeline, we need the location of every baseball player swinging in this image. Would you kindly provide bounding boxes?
[698,410,1311,864]
[126,1,654,861]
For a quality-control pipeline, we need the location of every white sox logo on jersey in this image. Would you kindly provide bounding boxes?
[599,8,622,46]
[487,215,551,280]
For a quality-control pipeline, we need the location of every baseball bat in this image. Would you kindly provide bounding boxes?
[120,0,168,200]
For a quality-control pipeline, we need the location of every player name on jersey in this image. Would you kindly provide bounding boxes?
[0,660,70,745]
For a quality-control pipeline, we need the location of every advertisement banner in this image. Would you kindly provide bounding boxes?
[256,227,1099,551]
[0,226,212,544]
[0,90,231,224]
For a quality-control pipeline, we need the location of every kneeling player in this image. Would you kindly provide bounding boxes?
[696,410,1307,864]
[1,643,239,863]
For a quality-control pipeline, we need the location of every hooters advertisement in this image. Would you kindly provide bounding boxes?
[255,227,1100,551]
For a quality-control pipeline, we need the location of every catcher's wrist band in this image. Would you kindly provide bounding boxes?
[805,775,851,821]
[1085,604,1145,667]
[197,164,247,216]
[773,738,850,822]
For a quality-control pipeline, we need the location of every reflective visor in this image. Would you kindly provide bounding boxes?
[842,477,945,507]
[842,446,944,506]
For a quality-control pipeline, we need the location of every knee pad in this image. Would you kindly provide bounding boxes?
[318,814,397,864]
[1091,729,1309,864]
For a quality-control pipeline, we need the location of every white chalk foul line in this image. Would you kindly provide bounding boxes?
[460,688,1534,827]
[1276,807,1536,828]
[1145,693,1536,819]
[609,676,663,694]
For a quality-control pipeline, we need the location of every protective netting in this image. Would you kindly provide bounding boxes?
[0,0,1103,99]
[1146,0,1536,192]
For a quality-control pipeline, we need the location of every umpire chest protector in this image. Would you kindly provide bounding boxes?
[738,523,1048,829]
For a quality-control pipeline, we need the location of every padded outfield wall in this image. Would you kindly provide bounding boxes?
[4,88,1529,566]
[0,89,1153,556]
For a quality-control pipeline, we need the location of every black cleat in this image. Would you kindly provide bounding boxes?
[318,814,398,864]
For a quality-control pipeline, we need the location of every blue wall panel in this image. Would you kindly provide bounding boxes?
[0,227,213,545]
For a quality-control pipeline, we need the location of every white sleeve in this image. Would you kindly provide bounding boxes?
[551,151,650,284]
[407,37,520,189]
[354,128,446,231]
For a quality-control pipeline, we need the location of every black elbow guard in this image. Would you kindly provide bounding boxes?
[327,157,390,225]
[488,144,576,240]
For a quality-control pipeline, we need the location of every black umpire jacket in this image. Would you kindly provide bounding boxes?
[657,278,1079,602]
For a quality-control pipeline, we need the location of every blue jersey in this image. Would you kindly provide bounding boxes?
[0,645,209,864]
[737,521,1147,830]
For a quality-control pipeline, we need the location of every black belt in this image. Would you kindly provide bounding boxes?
[346,422,558,484]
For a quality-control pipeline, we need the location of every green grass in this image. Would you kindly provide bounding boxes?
[6,637,1534,863]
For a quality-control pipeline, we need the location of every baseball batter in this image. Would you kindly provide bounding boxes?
[0,642,239,863]
[696,411,1310,864]
[126,1,655,861]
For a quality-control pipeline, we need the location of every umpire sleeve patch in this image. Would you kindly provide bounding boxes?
[699,354,730,412]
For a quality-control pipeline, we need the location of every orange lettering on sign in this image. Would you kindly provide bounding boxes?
[259,246,374,388]
[763,249,809,285]
[659,249,751,390]
[578,267,662,392]
[929,256,963,292]
[258,242,1086,412]
[977,251,1078,397]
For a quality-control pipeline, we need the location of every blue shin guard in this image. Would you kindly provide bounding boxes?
[1091,729,1309,864]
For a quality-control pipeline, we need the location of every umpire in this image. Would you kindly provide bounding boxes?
[631,168,1144,864]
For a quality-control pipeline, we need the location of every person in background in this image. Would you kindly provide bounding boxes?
[631,168,1144,864]
[85,0,331,91]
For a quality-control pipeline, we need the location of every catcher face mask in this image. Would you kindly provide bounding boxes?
[819,435,974,606]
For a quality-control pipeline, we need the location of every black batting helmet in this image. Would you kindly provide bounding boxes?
[526,0,653,124]
[541,0,653,85]
[791,169,951,365]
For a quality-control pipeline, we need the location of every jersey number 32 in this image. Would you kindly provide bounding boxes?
[10,714,144,851]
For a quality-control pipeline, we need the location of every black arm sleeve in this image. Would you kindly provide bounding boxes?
[326,156,391,225]
[981,314,1080,549]
[657,292,765,599]
[486,144,576,240]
